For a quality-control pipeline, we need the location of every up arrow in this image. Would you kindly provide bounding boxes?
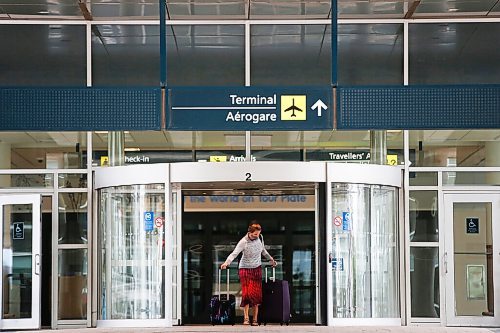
[311,99,327,117]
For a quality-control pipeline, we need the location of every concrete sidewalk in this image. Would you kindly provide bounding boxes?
[19,326,497,333]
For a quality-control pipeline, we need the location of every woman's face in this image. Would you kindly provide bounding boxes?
[248,230,261,240]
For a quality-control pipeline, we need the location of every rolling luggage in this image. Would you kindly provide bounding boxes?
[260,266,291,326]
[209,268,236,325]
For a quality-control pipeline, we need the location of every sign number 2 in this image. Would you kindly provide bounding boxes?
[245,173,252,181]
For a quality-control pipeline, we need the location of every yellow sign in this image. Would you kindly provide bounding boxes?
[281,95,306,121]
[100,156,109,166]
[387,154,398,165]
[210,156,227,162]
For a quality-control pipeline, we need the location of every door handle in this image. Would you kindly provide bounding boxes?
[35,254,41,275]
[328,252,333,263]
[443,252,448,274]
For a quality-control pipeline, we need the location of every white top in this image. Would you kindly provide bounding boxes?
[223,234,272,269]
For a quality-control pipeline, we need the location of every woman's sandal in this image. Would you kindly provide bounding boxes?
[243,318,250,325]
[251,321,259,326]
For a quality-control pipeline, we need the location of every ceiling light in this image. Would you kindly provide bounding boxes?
[124,148,140,152]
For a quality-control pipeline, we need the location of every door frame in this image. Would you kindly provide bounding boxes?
[171,161,326,325]
[443,192,500,326]
[94,164,172,327]
[0,194,41,330]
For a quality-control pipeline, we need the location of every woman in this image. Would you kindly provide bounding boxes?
[220,222,276,326]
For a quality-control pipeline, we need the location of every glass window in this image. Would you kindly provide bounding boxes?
[92,131,247,165]
[0,132,87,169]
[2,203,34,319]
[339,1,404,17]
[59,193,88,244]
[0,25,86,86]
[409,172,438,186]
[92,2,159,18]
[58,249,88,320]
[410,247,440,318]
[168,25,245,86]
[59,174,87,188]
[409,191,438,242]
[167,1,244,19]
[252,1,330,18]
[410,23,500,84]
[92,25,159,86]
[339,24,403,85]
[409,130,500,167]
[251,25,331,85]
[443,172,500,186]
[1,174,54,188]
[415,1,498,16]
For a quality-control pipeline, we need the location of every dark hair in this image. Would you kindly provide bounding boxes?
[248,221,261,233]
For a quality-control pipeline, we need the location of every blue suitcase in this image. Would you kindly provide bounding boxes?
[209,268,236,325]
[260,267,291,326]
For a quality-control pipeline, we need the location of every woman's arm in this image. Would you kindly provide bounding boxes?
[261,246,272,260]
[221,238,246,269]
[261,243,277,266]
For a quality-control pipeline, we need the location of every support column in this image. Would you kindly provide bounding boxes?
[370,130,387,165]
[108,131,125,166]
[0,142,11,187]
[0,143,11,315]
[485,141,500,184]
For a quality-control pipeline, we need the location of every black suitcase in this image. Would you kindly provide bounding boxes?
[260,267,291,326]
[209,268,236,325]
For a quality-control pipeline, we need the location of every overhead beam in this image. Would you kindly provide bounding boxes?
[78,0,93,21]
[404,0,421,19]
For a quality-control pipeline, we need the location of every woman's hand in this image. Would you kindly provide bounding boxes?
[270,258,277,267]
[220,263,228,269]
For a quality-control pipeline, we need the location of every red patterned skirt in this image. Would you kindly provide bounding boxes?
[239,266,262,307]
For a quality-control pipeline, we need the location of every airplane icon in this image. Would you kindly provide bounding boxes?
[283,98,303,117]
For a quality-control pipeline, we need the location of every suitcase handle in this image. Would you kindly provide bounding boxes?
[265,266,276,283]
[218,268,230,297]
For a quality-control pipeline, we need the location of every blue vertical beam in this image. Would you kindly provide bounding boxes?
[160,0,167,87]
[331,0,338,87]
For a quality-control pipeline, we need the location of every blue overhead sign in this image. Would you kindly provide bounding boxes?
[167,87,333,130]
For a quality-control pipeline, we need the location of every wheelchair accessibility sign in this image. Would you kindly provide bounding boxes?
[342,212,351,231]
[144,212,154,232]
[13,222,24,240]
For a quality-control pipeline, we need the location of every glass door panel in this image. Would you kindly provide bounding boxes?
[99,185,166,320]
[328,183,400,323]
[0,195,41,330]
[444,194,500,326]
